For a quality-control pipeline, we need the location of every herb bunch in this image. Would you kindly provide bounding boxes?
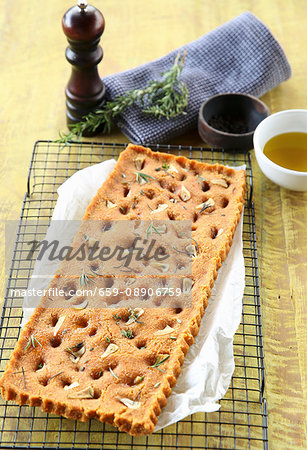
[57,52,188,145]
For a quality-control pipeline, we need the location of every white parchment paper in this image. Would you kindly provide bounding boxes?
[22,159,245,430]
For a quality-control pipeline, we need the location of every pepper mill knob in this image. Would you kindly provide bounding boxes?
[62,1,106,132]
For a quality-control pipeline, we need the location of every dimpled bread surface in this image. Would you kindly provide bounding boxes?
[0,144,246,435]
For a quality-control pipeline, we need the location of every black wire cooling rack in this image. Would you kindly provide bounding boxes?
[0,141,268,449]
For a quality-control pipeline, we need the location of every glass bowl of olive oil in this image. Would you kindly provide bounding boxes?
[253,109,307,191]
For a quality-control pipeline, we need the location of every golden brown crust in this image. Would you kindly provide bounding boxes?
[0,144,246,435]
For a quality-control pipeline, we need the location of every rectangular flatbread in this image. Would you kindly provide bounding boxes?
[0,144,246,435]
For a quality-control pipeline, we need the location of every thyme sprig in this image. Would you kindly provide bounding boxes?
[57,52,188,145]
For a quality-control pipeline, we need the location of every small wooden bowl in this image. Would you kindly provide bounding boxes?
[198,93,270,151]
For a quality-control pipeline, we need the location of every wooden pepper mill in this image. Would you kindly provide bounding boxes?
[62,0,106,133]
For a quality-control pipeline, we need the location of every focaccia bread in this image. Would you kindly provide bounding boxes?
[0,144,246,435]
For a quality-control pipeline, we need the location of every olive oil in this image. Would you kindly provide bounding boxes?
[263,132,307,172]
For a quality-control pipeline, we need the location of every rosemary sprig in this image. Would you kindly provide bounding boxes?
[24,335,42,351]
[155,163,170,172]
[112,313,122,323]
[192,238,199,255]
[199,203,212,214]
[79,268,97,288]
[135,172,156,185]
[149,355,170,372]
[154,163,174,177]
[145,221,164,239]
[134,375,144,385]
[133,387,144,403]
[127,309,144,324]
[67,342,83,352]
[171,245,188,256]
[48,371,64,383]
[57,52,188,145]
[21,366,26,389]
[197,175,208,186]
[109,367,119,380]
[119,266,140,274]
[65,342,84,359]
[122,329,134,339]
[90,267,103,277]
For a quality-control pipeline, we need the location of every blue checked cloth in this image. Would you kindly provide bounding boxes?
[103,12,291,144]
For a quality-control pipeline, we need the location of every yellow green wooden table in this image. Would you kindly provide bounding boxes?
[0,0,306,448]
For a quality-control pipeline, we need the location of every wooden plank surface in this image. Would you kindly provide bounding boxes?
[0,0,306,448]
